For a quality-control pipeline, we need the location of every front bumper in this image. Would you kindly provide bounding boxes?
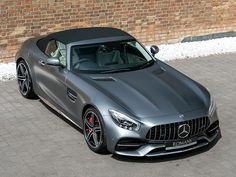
[114,127,220,157]
[103,109,220,157]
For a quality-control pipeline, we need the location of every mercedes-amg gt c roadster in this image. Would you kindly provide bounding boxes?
[16,27,220,157]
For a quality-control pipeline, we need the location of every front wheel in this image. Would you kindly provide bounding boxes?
[83,108,107,153]
[16,60,36,98]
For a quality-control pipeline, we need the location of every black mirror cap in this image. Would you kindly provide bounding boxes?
[47,57,60,66]
[150,45,159,56]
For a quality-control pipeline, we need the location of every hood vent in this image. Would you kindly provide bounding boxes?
[90,76,116,82]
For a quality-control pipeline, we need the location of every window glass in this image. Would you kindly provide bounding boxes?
[45,40,57,56]
[71,40,154,73]
[45,40,66,67]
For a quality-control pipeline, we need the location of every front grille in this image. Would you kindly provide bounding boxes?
[146,117,210,141]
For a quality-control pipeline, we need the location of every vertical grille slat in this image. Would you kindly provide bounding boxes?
[174,123,179,139]
[148,128,152,140]
[169,124,172,140]
[190,119,193,136]
[160,125,164,140]
[173,123,176,140]
[146,117,210,141]
[197,118,200,135]
[195,119,198,135]
[158,125,161,140]
[197,118,201,135]
[200,118,203,133]
[164,124,166,140]
[202,117,205,131]
[154,126,157,140]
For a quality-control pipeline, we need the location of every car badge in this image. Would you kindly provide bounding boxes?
[178,124,191,139]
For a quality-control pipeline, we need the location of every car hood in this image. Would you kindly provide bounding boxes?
[85,64,208,118]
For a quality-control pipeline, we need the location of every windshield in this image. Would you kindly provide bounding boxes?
[70,40,154,74]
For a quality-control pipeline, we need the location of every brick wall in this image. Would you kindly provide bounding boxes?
[0,0,235,63]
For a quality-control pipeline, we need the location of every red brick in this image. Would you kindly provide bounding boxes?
[0,0,235,62]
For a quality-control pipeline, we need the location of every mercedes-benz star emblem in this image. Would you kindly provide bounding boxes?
[178,124,191,139]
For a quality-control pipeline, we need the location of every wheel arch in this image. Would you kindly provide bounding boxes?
[16,57,33,79]
[81,103,106,127]
[16,57,30,70]
[82,104,97,119]
[16,57,24,65]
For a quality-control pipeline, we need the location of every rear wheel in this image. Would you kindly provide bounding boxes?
[17,60,36,98]
[83,107,107,153]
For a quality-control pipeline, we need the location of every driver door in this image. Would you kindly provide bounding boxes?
[35,40,69,113]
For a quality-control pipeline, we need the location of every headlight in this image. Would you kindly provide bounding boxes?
[109,109,140,131]
[208,93,216,117]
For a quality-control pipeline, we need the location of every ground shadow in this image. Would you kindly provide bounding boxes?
[40,99,83,134]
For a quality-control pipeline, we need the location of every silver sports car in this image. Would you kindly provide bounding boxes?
[16,27,220,157]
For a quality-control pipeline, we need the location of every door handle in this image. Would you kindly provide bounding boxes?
[39,60,45,66]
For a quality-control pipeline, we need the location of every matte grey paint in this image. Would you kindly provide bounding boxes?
[15,33,220,157]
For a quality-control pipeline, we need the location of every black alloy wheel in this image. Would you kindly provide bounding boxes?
[83,108,107,153]
[17,60,36,98]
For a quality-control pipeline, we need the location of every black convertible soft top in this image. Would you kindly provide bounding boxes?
[37,27,134,52]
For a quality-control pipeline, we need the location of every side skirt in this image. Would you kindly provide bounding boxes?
[38,95,83,130]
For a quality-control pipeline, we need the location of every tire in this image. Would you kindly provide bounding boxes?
[16,60,37,99]
[83,107,107,153]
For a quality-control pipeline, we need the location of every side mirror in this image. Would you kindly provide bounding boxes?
[150,45,159,57]
[47,57,60,66]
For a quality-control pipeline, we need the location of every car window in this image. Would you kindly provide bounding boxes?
[45,40,67,67]
[126,41,151,62]
[45,40,57,56]
[71,40,154,73]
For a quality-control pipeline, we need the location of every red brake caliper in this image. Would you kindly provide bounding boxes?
[88,116,93,125]
[86,116,93,134]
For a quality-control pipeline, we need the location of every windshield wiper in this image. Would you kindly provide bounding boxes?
[99,60,155,74]
[100,68,132,74]
[135,60,155,69]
